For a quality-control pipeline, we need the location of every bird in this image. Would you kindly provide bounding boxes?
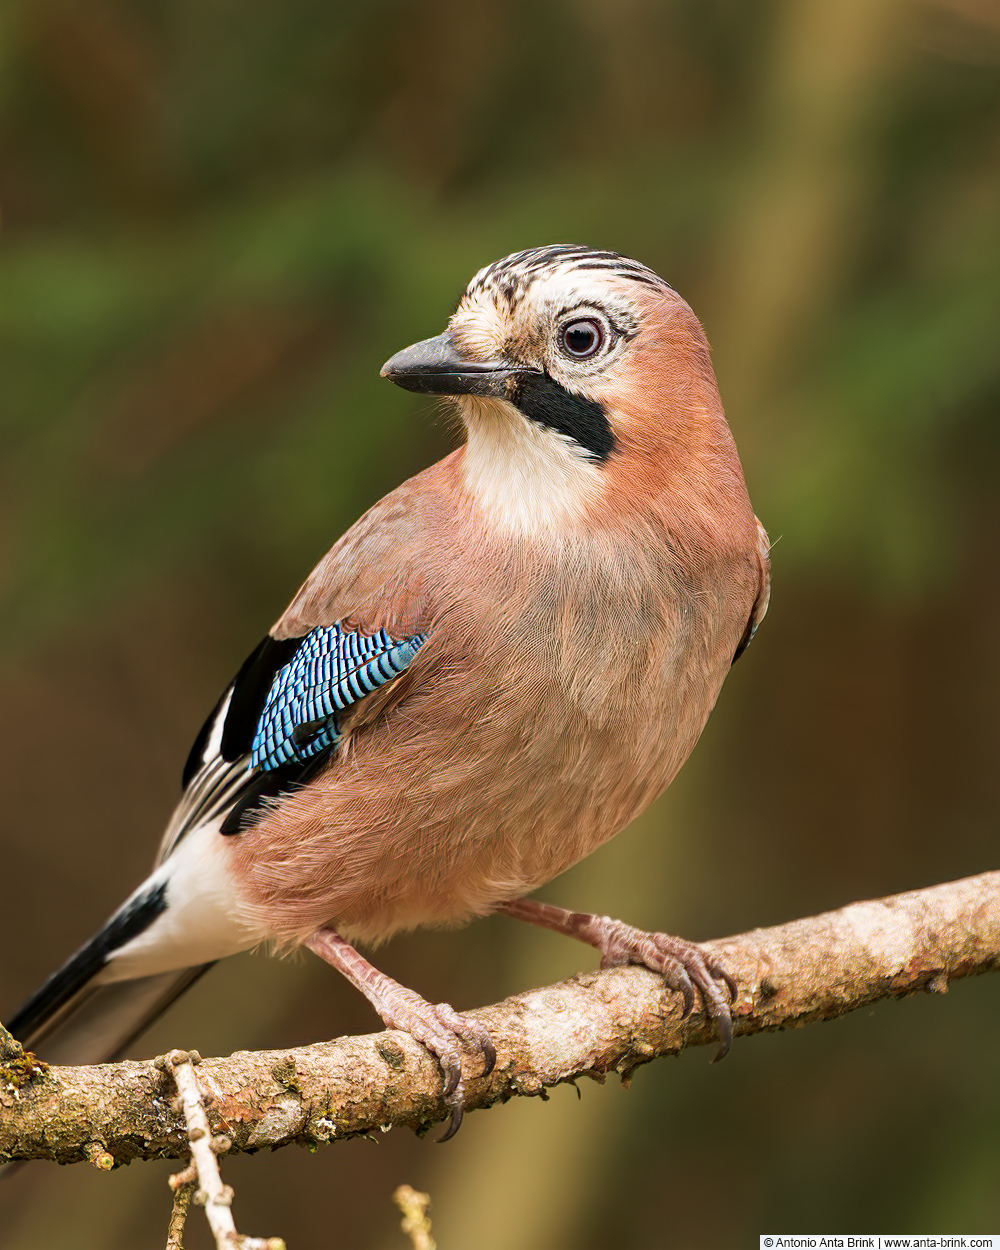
[7,244,769,1139]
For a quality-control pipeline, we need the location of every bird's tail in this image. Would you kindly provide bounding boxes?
[8,964,211,1069]
[6,885,212,1068]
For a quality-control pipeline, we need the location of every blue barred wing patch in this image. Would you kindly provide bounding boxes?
[250,624,426,773]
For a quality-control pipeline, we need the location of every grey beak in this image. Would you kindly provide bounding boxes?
[380,332,513,397]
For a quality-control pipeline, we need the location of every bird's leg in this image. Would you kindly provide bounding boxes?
[304,927,496,1139]
[497,898,737,1059]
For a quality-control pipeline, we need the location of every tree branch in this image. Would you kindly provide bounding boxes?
[2,870,997,1167]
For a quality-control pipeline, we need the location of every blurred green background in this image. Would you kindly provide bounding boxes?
[2,0,999,1246]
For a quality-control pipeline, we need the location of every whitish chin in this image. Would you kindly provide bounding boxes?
[458,396,603,539]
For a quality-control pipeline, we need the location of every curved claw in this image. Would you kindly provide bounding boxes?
[480,1036,497,1078]
[662,967,696,1017]
[718,967,739,1004]
[437,1099,464,1143]
[440,1054,463,1100]
[697,974,734,1061]
[684,960,735,1060]
[711,1008,733,1063]
[674,958,734,1060]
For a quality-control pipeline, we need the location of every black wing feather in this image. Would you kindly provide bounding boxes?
[167,633,334,855]
[220,635,301,761]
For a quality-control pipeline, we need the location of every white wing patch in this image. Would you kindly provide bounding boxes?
[156,688,253,864]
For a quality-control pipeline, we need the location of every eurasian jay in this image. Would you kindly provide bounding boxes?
[8,245,769,1137]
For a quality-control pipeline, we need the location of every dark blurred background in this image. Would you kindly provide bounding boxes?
[2,1,999,1246]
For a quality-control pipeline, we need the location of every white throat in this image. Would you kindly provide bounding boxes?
[458,396,603,538]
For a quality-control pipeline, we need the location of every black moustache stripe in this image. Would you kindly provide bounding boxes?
[509,373,617,462]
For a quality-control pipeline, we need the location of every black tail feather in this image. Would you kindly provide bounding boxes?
[8,882,170,1050]
[13,965,213,1068]
[7,881,211,1067]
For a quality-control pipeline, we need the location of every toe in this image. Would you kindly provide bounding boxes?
[659,963,696,1017]
[641,934,736,1056]
[434,1004,497,1081]
[682,954,734,1059]
[699,976,734,1061]
[389,999,495,1139]
[711,962,739,1004]
[438,1047,463,1099]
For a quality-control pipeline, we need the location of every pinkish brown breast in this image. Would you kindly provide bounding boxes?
[227,449,764,948]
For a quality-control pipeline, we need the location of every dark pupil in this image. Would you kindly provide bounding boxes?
[563,320,601,357]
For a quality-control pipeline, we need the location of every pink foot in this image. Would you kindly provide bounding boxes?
[306,928,495,1139]
[499,899,737,1059]
[592,919,736,1058]
[376,985,496,1140]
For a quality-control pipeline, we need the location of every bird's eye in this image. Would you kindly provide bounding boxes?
[559,318,605,359]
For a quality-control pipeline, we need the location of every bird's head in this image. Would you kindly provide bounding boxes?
[381,245,733,537]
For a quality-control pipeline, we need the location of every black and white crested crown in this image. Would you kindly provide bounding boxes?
[464,245,671,305]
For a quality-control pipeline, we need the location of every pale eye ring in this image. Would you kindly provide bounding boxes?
[559,318,605,359]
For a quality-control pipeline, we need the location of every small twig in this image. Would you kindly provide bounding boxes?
[162,1050,285,1250]
[84,1142,115,1171]
[165,1177,195,1250]
[393,1184,436,1250]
